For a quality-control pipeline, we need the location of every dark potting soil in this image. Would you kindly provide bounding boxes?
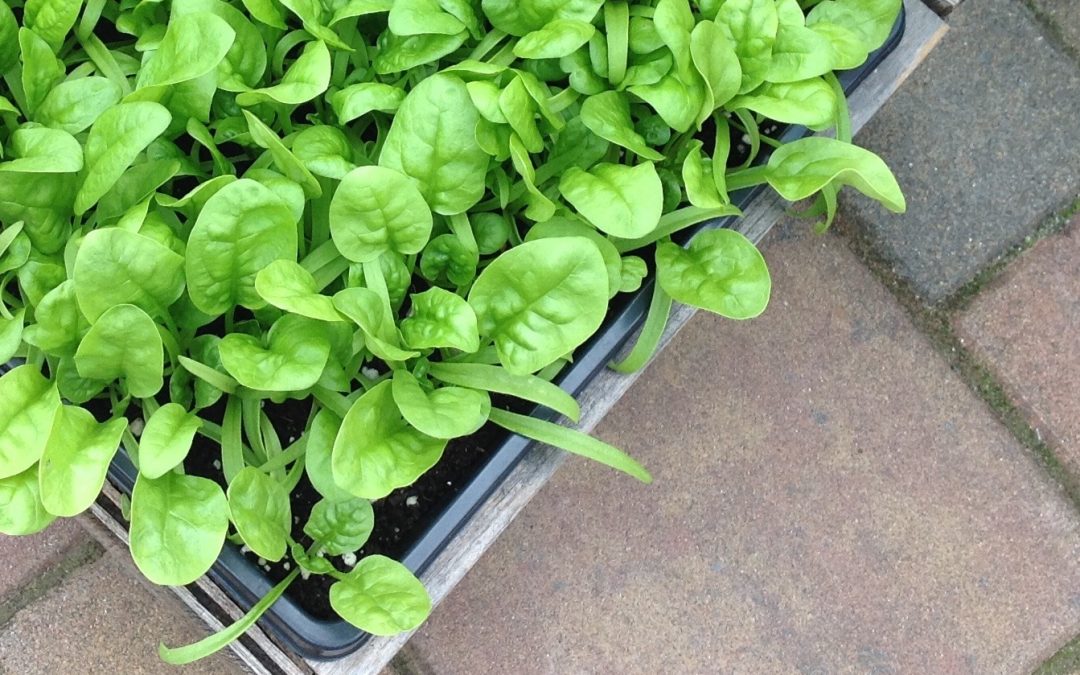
[179,396,514,620]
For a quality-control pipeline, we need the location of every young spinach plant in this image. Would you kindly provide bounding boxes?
[0,0,904,662]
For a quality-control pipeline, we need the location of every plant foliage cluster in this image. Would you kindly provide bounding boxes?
[0,0,903,661]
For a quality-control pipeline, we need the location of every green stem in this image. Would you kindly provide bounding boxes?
[78,34,131,94]
[609,280,672,373]
[724,164,770,192]
[468,29,507,61]
[612,205,742,253]
[312,385,353,419]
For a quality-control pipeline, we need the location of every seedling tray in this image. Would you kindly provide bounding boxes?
[93,12,908,662]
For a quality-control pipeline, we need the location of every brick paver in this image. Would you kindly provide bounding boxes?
[406,223,1080,674]
[0,550,246,674]
[843,0,1080,302]
[0,519,97,610]
[956,217,1080,479]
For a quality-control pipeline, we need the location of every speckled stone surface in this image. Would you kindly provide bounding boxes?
[1031,0,1080,57]
[0,551,246,674]
[0,519,96,605]
[406,223,1080,674]
[956,217,1080,478]
[842,0,1080,302]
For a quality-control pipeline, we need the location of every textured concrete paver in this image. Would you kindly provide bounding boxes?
[407,223,1080,674]
[0,519,96,604]
[843,0,1080,302]
[956,217,1080,478]
[1031,0,1080,57]
[0,550,246,674]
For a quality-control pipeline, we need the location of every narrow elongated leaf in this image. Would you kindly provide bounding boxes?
[489,408,651,483]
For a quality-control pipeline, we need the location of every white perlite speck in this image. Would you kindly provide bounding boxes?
[342,552,357,567]
[130,418,144,437]
[406,496,419,507]
[361,367,380,380]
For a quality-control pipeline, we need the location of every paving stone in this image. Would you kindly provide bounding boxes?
[407,222,1080,674]
[842,0,1080,302]
[0,518,97,605]
[1031,0,1080,57]
[955,217,1080,478]
[0,550,246,674]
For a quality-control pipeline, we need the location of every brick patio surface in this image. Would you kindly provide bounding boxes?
[4,1,1080,674]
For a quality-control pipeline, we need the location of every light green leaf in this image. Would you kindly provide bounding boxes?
[0,365,62,480]
[373,31,467,75]
[728,78,836,130]
[34,77,123,134]
[333,287,419,361]
[255,260,343,321]
[186,178,299,316]
[525,217,622,298]
[0,127,82,173]
[514,19,595,59]
[400,287,479,353]
[807,0,901,52]
[427,361,581,422]
[468,237,608,374]
[330,556,431,635]
[765,136,906,212]
[579,91,664,160]
[219,314,331,392]
[379,74,489,215]
[74,102,172,215]
[38,406,126,517]
[690,20,741,120]
[19,28,64,115]
[490,407,652,482]
[139,403,203,479]
[292,125,356,180]
[236,40,330,106]
[0,465,55,535]
[656,228,771,319]
[74,304,164,398]
[559,162,663,239]
[391,370,490,439]
[171,0,268,91]
[331,380,446,500]
[228,467,291,562]
[243,110,322,198]
[135,12,236,89]
[481,0,603,36]
[130,471,229,585]
[714,0,778,93]
[24,0,82,52]
[22,281,85,356]
[0,308,24,363]
[330,166,433,263]
[330,83,405,123]
[303,497,374,555]
[389,0,465,35]
[73,227,186,322]
[304,409,354,502]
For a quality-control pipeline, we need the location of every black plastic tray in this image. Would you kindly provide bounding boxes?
[97,12,908,661]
